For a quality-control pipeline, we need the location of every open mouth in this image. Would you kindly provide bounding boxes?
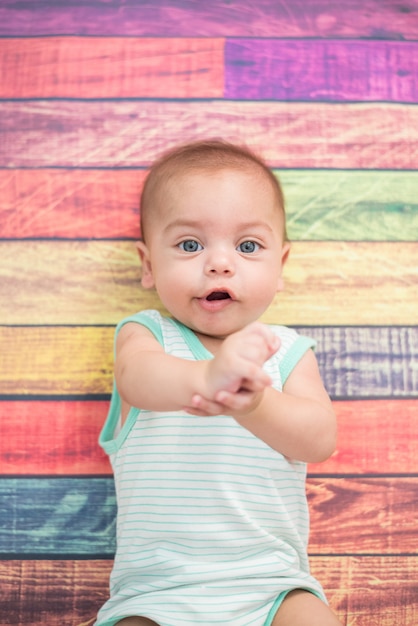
[206,291,231,302]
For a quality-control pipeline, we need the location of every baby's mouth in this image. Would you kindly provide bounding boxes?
[206,291,231,301]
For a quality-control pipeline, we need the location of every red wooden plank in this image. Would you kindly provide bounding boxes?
[0,37,224,99]
[0,400,110,475]
[1,0,417,39]
[1,399,417,476]
[225,40,418,102]
[1,101,417,169]
[0,169,143,239]
[311,400,418,475]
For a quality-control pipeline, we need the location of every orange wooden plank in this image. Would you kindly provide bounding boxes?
[1,399,417,476]
[1,101,417,169]
[1,557,418,626]
[0,37,224,98]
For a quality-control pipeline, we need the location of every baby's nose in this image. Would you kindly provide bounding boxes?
[205,250,235,275]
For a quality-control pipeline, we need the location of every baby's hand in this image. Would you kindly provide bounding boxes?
[186,322,280,417]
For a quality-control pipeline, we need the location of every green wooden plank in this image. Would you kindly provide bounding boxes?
[278,170,418,241]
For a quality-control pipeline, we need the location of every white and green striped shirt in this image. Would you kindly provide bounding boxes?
[96,310,326,626]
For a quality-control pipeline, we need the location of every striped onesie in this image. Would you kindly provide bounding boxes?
[95,310,327,626]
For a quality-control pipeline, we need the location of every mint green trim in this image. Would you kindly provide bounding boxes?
[263,588,326,625]
[279,336,316,385]
[99,311,165,455]
[114,312,163,355]
[170,317,213,360]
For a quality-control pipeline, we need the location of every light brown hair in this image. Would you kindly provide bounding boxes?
[140,139,287,241]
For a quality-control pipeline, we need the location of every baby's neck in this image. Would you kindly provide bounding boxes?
[194,331,224,356]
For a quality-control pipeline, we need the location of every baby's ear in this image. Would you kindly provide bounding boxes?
[277,242,291,293]
[136,241,155,289]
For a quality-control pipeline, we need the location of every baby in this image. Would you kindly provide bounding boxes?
[96,140,341,626]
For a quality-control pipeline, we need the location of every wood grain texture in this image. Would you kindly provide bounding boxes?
[0,400,111,475]
[0,37,224,99]
[1,326,417,398]
[1,240,417,325]
[2,101,418,169]
[1,399,417,476]
[1,477,417,555]
[1,0,418,39]
[225,40,418,102]
[1,169,417,241]
[1,557,417,626]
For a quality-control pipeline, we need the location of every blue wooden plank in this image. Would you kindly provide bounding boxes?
[0,478,116,556]
[300,326,418,399]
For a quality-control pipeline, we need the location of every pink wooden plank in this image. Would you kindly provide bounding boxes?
[1,0,417,39]
[225,40,418,102]
[1,101,417,169]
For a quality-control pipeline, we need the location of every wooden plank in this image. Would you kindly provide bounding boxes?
[1,101,418,169]
[1,557,417,626]
[0,37,224,99]
[0,400,111,475]
[0,169,144,240]
[1,0,417,39]
[225,40,418,102]
[310,399,418,475]
[1,169,417,241]
[0,241,417,326]
[1,477,417,555]
[1,326,417,399]
[3,38,417,103]
[2,399,417,476]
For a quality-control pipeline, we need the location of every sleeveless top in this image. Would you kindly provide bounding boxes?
[95,310,326,626]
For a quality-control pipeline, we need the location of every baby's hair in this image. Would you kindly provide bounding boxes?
[140,139,287,241]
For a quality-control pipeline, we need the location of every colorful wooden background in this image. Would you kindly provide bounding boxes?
[1,1,418,624]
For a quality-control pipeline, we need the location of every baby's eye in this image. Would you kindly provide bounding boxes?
[237,240,260,253]
[179,239,203,252]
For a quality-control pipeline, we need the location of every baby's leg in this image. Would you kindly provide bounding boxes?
[116,618,159,626]
[272,589,343,626]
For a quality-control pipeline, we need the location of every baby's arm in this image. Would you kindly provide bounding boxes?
[114,321,277,416]
[219,348,337,463]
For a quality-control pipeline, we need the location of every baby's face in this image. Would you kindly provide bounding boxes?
[138,167,289,341]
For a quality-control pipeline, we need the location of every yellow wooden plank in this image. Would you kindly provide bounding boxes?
[1,241,417,325]
[0,326,416,398]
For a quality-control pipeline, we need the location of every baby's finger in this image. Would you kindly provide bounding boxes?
[185,394,226,416]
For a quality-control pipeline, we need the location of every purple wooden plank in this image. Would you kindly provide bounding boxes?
[1,0,418,38]
[302,326,418,399]
[225,40,418,103]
